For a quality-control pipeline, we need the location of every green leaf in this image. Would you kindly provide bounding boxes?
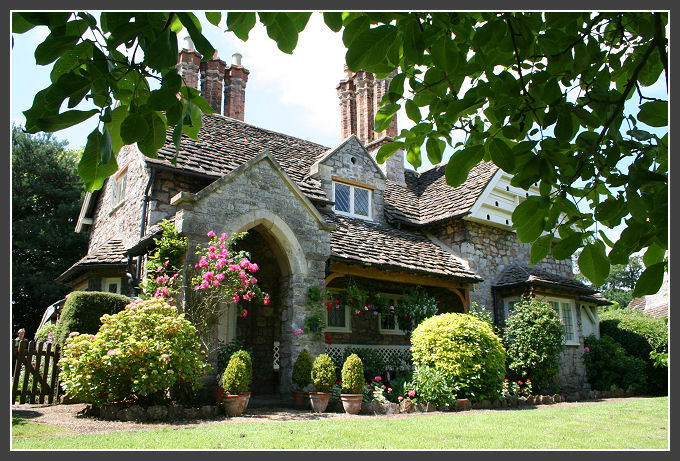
[445,145,485,187]
[375,141,405,164]
[35,24,87,65]
[578,240,610,287]
[120,113,150,144]
[258,12,301,54]
[137,111,167,157]
[632,262,665,297]
[146,28,178,70]
[205,12,221,26]
[530,234,554,265]
[487,138,515,172]
[637,101,667,127]
[33,109,99,132]
[643,243,666,267]
[552,232,582,260]
[105,105,128,156]
[345,25,398,71]
[374,103,400,132]
[406,143,422,170]
[177,12,215,61]
[78,128,119,192]
[405,99,421,123]
[226,12,256,41]
[554,111,575,142]
[323,12,343,32]
[426,137,445,165]
[12,12,37,33]
[100,126,113,164]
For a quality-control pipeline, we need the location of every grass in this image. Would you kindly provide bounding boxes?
[12,417,65,439]
[12,397,668,450]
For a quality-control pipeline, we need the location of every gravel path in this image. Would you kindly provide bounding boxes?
[12,398,643,437]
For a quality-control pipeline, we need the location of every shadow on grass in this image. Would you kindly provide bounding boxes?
[12,409,43,421]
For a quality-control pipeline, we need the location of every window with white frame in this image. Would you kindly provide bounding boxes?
[324,290,351,332]
[545,298,579,345]
[378,294,404,335]
[111,169,127,208]
[504,298,519,320]
[102,277,121,294]
[332,181,372,219]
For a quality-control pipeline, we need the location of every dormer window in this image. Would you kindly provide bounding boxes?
[111,168,127,209]
[332,180,372,219]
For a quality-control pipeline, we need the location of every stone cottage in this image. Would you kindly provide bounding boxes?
[58,44,610,394]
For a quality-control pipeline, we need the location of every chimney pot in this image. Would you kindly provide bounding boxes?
[232,53,243,67]
[183,36,195,51]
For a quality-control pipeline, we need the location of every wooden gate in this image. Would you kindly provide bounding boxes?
[11,340,62,404]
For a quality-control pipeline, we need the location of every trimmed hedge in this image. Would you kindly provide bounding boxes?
[222,350,253,394]
[292,349,313,390]
[341,354,364,394]
[311,354,336,392]
[56,291,130,343]
[599,309,668,395]
[583,334,647,393]
[411,313,506,401]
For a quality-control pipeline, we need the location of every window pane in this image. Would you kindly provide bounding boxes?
[561,303,574,341]
[354,188,370,216]
[381,313,396,330]
[328,305,346,328]
[335,183,350,212]
[108,283,118,294]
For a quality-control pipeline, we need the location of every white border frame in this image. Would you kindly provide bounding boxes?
[332,181,372,220]
[102,277,121,294]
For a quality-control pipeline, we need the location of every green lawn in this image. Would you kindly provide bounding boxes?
[12,417,66,439]
[12,397,668,450]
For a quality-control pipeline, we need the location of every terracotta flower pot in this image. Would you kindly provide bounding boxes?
[309,392,331,413]
[223,393,249,417]
[340,394,363,414]
[291,390,310,410]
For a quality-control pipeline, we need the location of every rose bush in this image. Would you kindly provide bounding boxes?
[59,298,210,406]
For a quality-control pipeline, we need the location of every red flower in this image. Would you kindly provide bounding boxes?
[326,340,333,345]
[504,378,509,382]
[326,301,333,307]
[325,333,331,339]
[374,376,382,382]
[334,299,340,304]
[526,379,531,382]
[326,306,332,311]
[518,381,523,385]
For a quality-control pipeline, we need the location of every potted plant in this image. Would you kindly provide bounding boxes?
[221,349,252,416]
[291,349,313,409]
[309,354,336,412]
[340,353,365,414]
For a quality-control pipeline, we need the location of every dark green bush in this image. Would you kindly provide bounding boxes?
[216,339,251,376]
[221,349,252,394]
[311,354,336,392]
[292,349,313,390]
[583,335,647,393]
[411,313,506,401]
[56,291,130,343]
[504,297,564,391]
[341,354,364,394]
[599,309,668,395]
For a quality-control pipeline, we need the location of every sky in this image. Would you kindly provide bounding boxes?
[10,12,668,246]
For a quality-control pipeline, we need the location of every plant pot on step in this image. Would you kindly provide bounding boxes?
[340,394,363,415]
[291,390,310,410]
[309,392,331,413]
[223,393,249,417]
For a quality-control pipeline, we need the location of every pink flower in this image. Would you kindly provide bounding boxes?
[216,273,226,281]
[208,253,217,260]
[200,280,210,289]
[408,390,416,398]
[198,257,209,268]
[203,271,215,281]
[156,266,164,273]
[215,259,226,269]
[160,353,170,360]
[212,280,220,286]
[239,258,249,268]
[238,270,247,280]
[208,245,217,253]
[233,294,240,303]
[163,260,169,267]
[219,233,228,242]
[250,277,258,285]
[584,347,590,353]
[248,263,259,273]
[68,332,79,338]
[293,328,304,335]
[374,376,382,382]
[398,396,404,402]
[239,309,248,318]
[207,231,216,237]
[263,295,271,306]
[387,388,392,393]
[381,385,386,389]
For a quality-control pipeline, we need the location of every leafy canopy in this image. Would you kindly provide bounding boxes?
[13,11,667,296]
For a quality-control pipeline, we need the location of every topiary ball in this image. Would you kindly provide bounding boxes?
[341,353,364,394]
[411,312,506,401]
[311,354,336,393]
[222,349,252,394]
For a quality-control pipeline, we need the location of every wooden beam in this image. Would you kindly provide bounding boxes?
[331,176,376,190]
[328,262,472,291]
[324,272,346,286]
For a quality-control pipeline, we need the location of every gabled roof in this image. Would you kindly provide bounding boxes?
[327,214,482,282]
[56,240,128,283]
[146,114,331,203]
[384,161,500,226]
[493,263,597,294]
[310,135,386,180]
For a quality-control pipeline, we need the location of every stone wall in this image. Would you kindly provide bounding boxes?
[316,138,387,224]
[147,169,213,229]
[174,155,332,393]
[432,219,573,314]
[88,145,148,252]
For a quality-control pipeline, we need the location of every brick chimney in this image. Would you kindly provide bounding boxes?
[223,53,250,121]
[338,68,404,185]
[177,37,202,90]
[200,51,226,113]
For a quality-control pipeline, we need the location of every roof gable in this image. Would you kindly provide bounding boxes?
[310,135,386,180]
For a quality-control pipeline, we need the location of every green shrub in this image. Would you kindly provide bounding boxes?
[341,354,364,394]
[221,349,252,394]
[56,291,130,343]
[406,365,458,406]
[599,309,668,395]
[311,354,336,392]
[59,298,209,405]
[292,349,313,390]
[334,347,394,381]
[583,335,647,393]
[35,323,58,342]
[216,339,251,376]
[411,313,506,401]
[504,297,564,391]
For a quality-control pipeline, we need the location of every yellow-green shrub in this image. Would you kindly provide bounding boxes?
[341,354,364,394]
[410,313,506,401]
[292,349,313,390]
[311,354,336,392]
[221,349,252,394]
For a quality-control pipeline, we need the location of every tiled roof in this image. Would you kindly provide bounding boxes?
[146,114,331,202]
[384,161,499,226]
[327,214,482,282]
[494,264,596,294]
[579,293,613,306]
[56,240,128,283]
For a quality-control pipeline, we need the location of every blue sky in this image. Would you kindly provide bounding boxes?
[11,12,668,245]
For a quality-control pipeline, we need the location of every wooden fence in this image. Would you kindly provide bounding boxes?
[11,339,62,404]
